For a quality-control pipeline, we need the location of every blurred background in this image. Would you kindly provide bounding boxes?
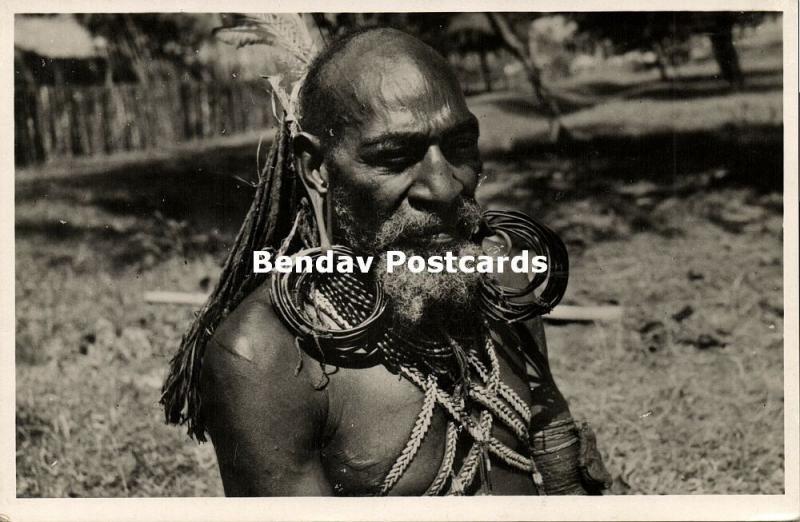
[15,12,784,496]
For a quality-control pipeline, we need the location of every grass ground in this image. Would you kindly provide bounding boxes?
[15,26,784,496]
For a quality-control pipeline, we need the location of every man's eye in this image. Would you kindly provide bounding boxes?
[442,136,479,163]
[369,147,423,171]
[448,136,478,149]
[381,154,417,171]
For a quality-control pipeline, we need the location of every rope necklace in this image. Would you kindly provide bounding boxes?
[307,280,547,496]
[396,341,546,496]
[267,203,572,494]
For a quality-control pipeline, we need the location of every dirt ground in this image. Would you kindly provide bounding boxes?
[15,28,784,497]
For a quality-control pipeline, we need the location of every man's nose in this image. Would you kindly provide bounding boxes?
[407,145,464,211]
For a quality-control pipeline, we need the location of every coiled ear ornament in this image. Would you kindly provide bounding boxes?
[269,184,389,368]
[478,210,569,323]
[270,244,388,368]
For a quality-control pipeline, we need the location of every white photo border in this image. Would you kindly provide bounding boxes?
[1,1,797,520]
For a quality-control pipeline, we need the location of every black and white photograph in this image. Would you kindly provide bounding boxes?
[6,3,799,520]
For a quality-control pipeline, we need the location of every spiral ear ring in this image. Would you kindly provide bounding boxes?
[270,244,388,368]
[478,210,569,323]
[270,176,388,368]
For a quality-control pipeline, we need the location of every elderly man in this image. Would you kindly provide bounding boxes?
[164,27,609,496]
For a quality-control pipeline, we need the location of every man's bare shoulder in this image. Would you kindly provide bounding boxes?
[200,280,327,408]
[208,281,290,365]
[199,281,330,495]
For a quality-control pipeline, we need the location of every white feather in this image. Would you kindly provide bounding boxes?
[214,13,316,66]
[248,13,315,63]
[214,13,319,123]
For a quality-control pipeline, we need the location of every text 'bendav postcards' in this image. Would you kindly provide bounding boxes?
[253,250,549,274]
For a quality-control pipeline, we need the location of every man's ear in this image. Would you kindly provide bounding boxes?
[292,131,333,250]
[292,131,329,195]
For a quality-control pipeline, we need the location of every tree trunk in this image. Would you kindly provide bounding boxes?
[486,12,569,143]
[710,15,744,89]
[652,42,671,81]
[478,50,493,93]
[654,55,670,81]
[310,13,335,41]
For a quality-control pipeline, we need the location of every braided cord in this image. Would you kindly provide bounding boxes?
[488,439,533,472]
[449,445,481,495]
[401,337,545,495]
[379,374,438,495]
[448,411,493,495]
[484,340,501,392]
[468,386,529,442]
[312,290,350,329]
[468,353,532,423]
[424,421,459,496]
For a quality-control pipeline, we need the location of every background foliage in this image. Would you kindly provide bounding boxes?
[14,13,784,496]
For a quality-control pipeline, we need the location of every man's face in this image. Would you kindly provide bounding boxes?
[321,53,485,328]
[326,55,483,255]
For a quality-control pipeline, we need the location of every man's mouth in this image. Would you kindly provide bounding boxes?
[399,231,463,249]
[429,232,456,245]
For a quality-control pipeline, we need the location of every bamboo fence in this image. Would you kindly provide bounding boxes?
[14,80,275,165]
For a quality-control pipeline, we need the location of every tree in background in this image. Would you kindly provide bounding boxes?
[75,14,219,84]
[445,13,504,93]
[707,13,748,88]
[484,13,567,142]
[71,11,775,143]
[570,12,771,88]
[309,12,567,141]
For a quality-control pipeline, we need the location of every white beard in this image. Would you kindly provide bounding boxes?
[375,242,483,329]
[331,185,485,329]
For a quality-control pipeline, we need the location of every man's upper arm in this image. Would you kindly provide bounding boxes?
[199,289,333,496]
[524,316,549,359]
[518,316,573,426]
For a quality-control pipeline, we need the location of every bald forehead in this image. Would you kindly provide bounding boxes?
[318,30,470,136]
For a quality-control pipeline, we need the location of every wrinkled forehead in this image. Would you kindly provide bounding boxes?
[332,53,472,140]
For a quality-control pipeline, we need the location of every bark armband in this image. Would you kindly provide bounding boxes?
[530,418,612,495]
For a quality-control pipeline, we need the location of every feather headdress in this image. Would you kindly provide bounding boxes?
[213,13,320,124]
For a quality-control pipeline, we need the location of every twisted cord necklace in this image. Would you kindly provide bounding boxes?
[271,205,569,494]
[308,278,547,496]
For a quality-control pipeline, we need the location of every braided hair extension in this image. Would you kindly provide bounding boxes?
[160,117,311,441]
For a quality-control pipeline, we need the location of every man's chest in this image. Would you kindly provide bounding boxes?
[318,347,539,496]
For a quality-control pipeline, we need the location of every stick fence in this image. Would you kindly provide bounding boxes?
[14,80,275,165]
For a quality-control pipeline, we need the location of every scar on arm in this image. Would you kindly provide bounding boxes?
[216,335,255,362]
